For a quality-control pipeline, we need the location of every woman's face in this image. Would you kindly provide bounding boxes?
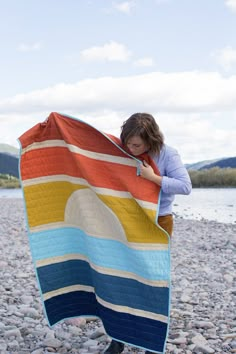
[126,135,149,156]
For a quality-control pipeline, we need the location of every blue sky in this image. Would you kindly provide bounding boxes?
[1,0,236,163]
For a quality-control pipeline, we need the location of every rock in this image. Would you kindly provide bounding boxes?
[31,349,45,354]
[223,333,236,340]
[89,327,106,339]
[43,338,62,348]
[0,340,7,351]
[7,339,20,350]
[191,333,208,345]
[65,317,87,327]
[224,274,234,283]
[82,339,99,348]
[168,336,187,344]
[180,292,191,303]
[4,328,22,338]
[194,321,215,329]
[21,294,34,304]
[194,343,215,353]
[19,306,41,318]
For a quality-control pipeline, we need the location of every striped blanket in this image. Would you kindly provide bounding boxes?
[18,112,170,353]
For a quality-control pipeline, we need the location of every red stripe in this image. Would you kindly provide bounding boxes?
[19,112,125,157]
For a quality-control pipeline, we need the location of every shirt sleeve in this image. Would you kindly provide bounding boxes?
[161,149,192,195]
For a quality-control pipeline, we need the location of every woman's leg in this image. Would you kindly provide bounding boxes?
[104,340,124,353]
[158,214,173,236]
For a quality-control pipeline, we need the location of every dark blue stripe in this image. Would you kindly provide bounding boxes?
[38,260,92,291]
[45,291,167,352]
[38,260,169,316]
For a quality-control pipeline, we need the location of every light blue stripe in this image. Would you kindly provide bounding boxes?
[30,227,170,281]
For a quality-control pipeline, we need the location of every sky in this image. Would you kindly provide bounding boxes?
[0,0,236,164]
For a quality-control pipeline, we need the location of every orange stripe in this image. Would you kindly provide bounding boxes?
[20,147,160,204]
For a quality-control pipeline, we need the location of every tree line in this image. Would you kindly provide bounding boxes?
[0,174,20,188]
[188,167,236,187]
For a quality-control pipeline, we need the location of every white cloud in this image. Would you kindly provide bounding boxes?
[225,0,236,12]
[17,42,42,52]
[214,46,236,71]
[80,40,132,62]
[134,57,155,67]
[157,113,236,162]
[1,71,236,162]
[112,1,136,14]
[1,71,236,114]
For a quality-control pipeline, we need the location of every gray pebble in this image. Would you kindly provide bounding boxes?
[0,198,235,354]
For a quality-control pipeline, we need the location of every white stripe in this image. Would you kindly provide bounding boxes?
[96,295,168,324]
[21,139,137,167]
[36,254,169,287]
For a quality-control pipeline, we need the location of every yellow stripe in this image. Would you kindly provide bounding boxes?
[98,194,167,244]
[24,182,87,227]
[23,175,158,210]
[24,181,167,244]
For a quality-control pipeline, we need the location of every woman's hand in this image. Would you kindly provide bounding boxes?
[139,161,155,179]
[139,161,162,186]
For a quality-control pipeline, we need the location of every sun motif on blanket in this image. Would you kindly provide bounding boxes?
[64,189,127,242]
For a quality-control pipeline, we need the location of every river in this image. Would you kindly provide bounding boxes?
[0,188,235,224]
[174,188,235,224]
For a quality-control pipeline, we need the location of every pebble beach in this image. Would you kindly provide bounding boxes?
[0,198,235,354]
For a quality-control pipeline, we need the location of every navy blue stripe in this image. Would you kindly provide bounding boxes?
[38,260,169,316]
[38,260,92,291]
[45,291,167,353]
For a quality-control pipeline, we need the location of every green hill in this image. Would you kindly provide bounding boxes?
[0,152,19,178]
[199,157,236,170]
[186,158,221,170]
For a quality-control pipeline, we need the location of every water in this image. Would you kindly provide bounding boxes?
[0,188,235,224]
[174,188,236,224]
[0,188,23,199]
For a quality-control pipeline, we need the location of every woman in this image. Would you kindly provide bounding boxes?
[104,113,192,354]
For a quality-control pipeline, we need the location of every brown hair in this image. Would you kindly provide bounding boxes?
[120,113,164,155]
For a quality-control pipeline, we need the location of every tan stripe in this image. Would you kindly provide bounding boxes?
[43,284,94,301]
[43,285,168,323]
[22,175,133,199]
[36,254,169,288]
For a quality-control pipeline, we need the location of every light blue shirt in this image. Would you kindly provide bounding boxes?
[152,144,192,216]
